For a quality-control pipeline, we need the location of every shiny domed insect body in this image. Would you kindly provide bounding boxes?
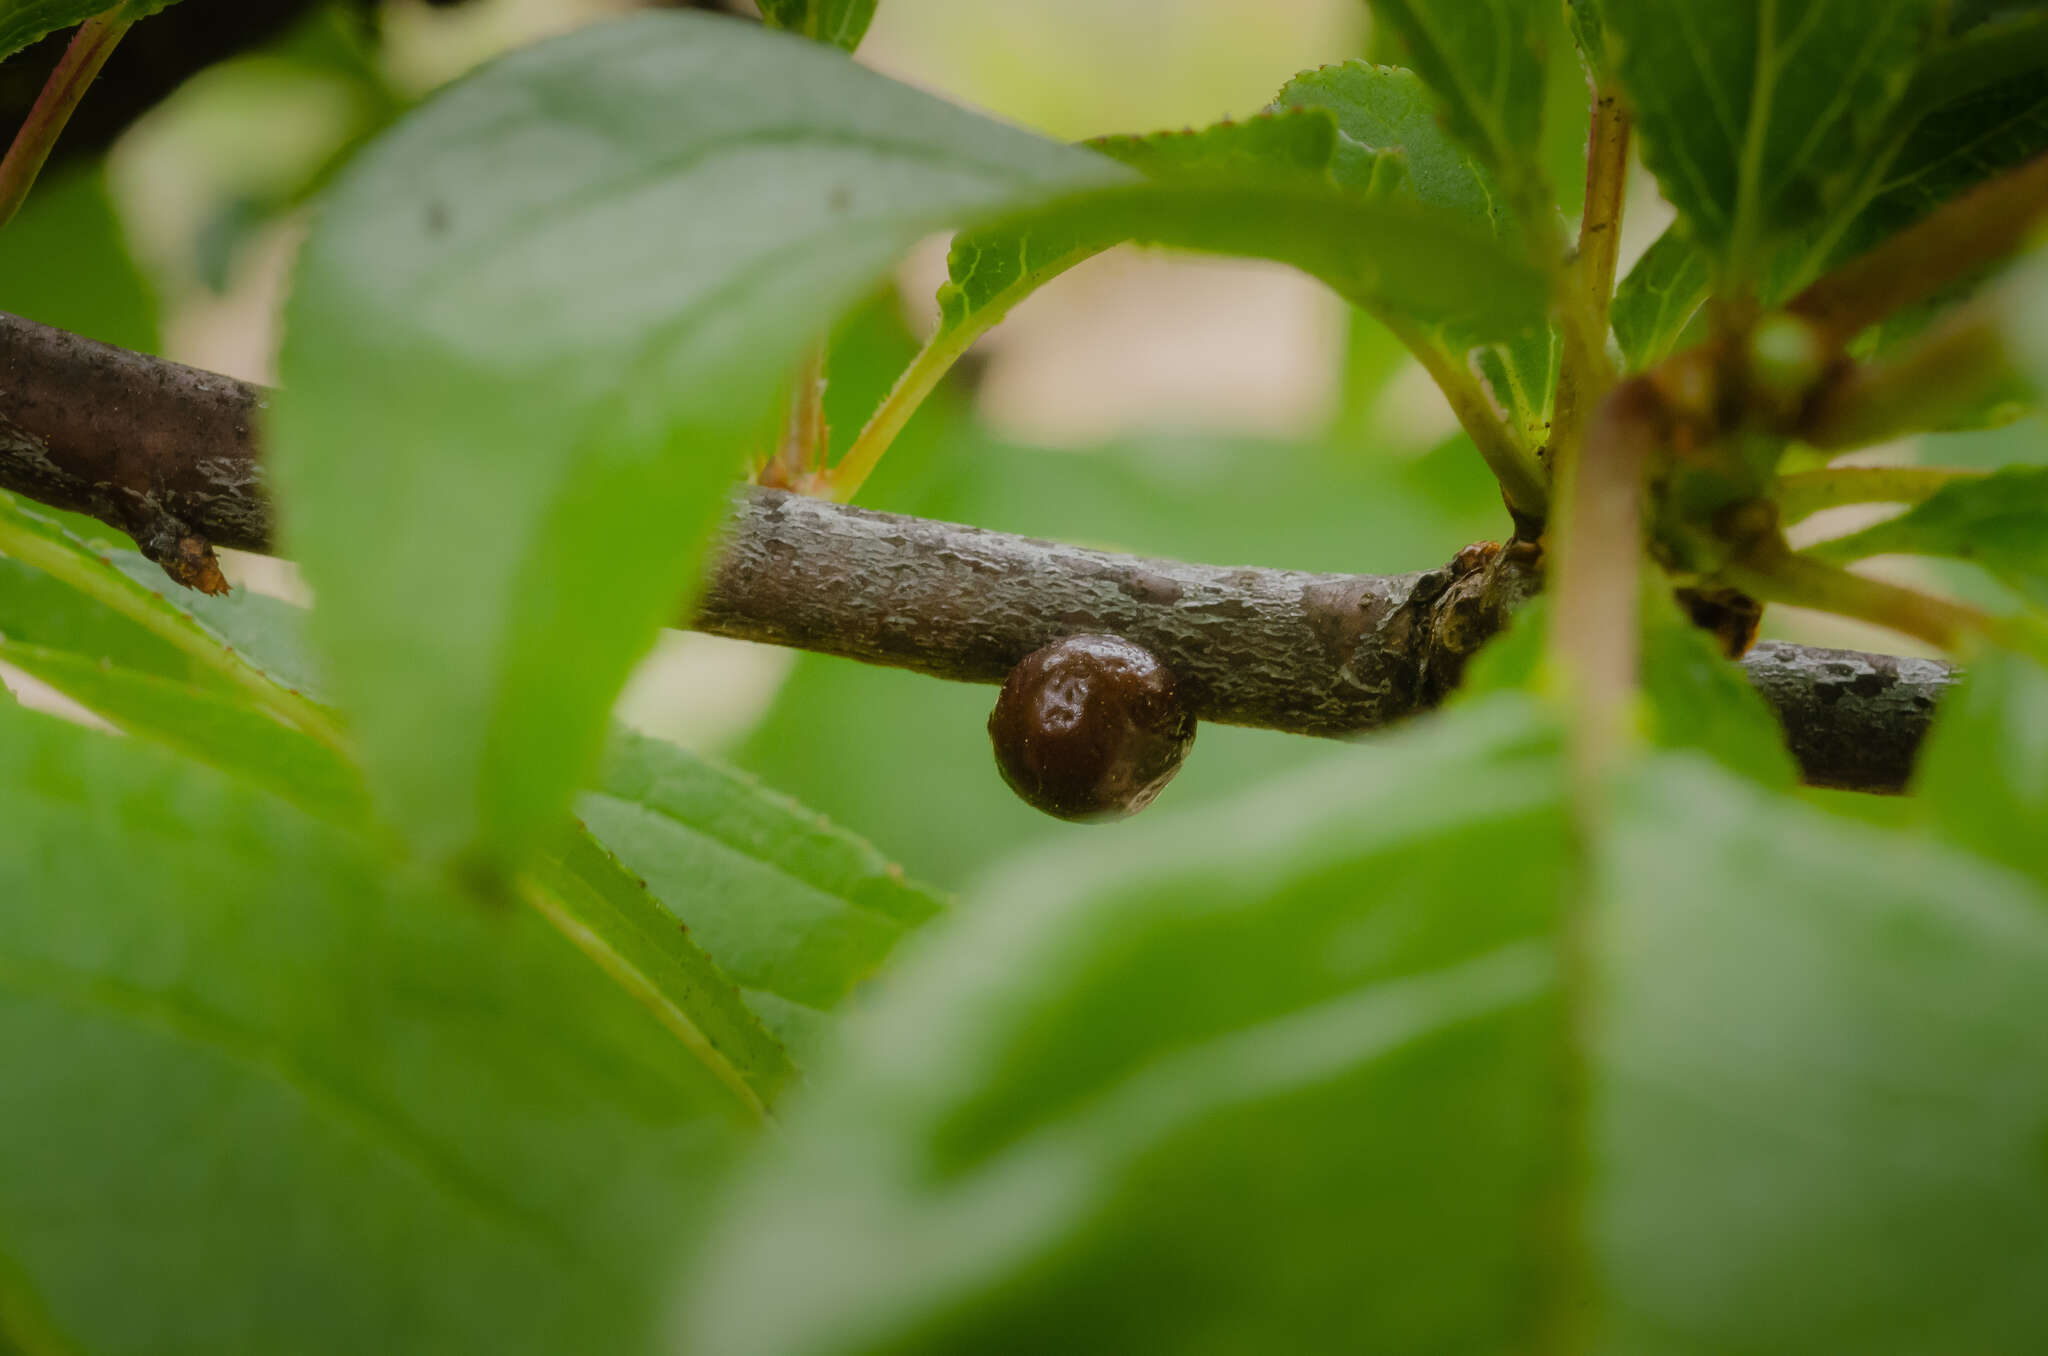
[987,634,1196,822]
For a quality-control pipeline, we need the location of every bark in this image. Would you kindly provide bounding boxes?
[0,309,1953,792]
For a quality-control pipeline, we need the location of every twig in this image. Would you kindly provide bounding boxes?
[1547,90,1628,483]
[0,13,133,229]
[0,309,1954,791]
[1776,466,1985,525]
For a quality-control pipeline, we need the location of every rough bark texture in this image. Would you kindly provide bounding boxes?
[0,309,1955,791]
[1739,641,1951,793]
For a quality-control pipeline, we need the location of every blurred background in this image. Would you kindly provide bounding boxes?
[2,0,2039,888]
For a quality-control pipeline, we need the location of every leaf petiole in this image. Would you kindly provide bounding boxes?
[0,12,133,229]
[1776,467,1988,526]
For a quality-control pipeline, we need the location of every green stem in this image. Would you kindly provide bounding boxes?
[761,342,828,492]
[0,505,350,753]
[0,13,133,229]
[1547,376,1660,789]
[1724,550,1984,653]
[1548,93,1629,491]
[822,326,969,503]
[1775,466,1986,525]
[1387,317,1548,524]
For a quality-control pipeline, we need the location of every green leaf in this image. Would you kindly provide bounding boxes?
[0,162,158,352]
[529,830,796,1111]
[1803,465,2048,607]
[1598,755,2048,1352]
[1274,62,1504,227]
[922,110,1370,365]
[756,0,876,52]
[1276,60,1560,444]
[1603,0,1937,284]
[1567,0,1608,73]
[925,67,1553,389]
[0,0,177,63]
[1640,592,1798,788]
[937,175,1545,363]
[1612,225,1711,368]
[0,639,369,823]
[1090,109,1348,185]
[1361,0,1555,209]
[580,727,944,1065]
[0,555,207,686]
[685,700,1576,1355]
[0,700,754,1355]
[1913,648,2048,893]
[1460,592,1796,787]
[0,494,338,744]
[270,12,1120,872]
[1819,8,2048,271]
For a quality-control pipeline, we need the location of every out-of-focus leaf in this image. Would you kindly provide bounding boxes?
[0,162,157,351]
[1803,465,2048,607]
[0,700,754,1356]
[685,699,1574,1356]
[1459,592,1797,787]
[757,0,875,52]
[0,0,179,64]
[581,728,944,1065]
[270,13,1122,873]
[1601,1,1937,284]
[1913,648,2048,893]
[1360,0,1554,206]
[1613,225,1711,368]
[1638,593,1797,788]
[1598,755,2048,1352]
[0,639,367,822]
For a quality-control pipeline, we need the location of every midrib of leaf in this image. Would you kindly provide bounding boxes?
[522,854,776,1122]
[1726,0,1781,285]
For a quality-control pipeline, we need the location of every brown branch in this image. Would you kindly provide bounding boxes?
[0,309,1952,791]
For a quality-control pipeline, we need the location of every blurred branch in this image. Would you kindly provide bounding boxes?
[0,309,1951,792]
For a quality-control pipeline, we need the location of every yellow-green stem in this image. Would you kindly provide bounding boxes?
[1389,317,1548,523]
[1726,551,1984,653]
[1776,466,1986,525]
[1548,93,1629,487]
[823,327,972,503]
[0,13,132,229]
